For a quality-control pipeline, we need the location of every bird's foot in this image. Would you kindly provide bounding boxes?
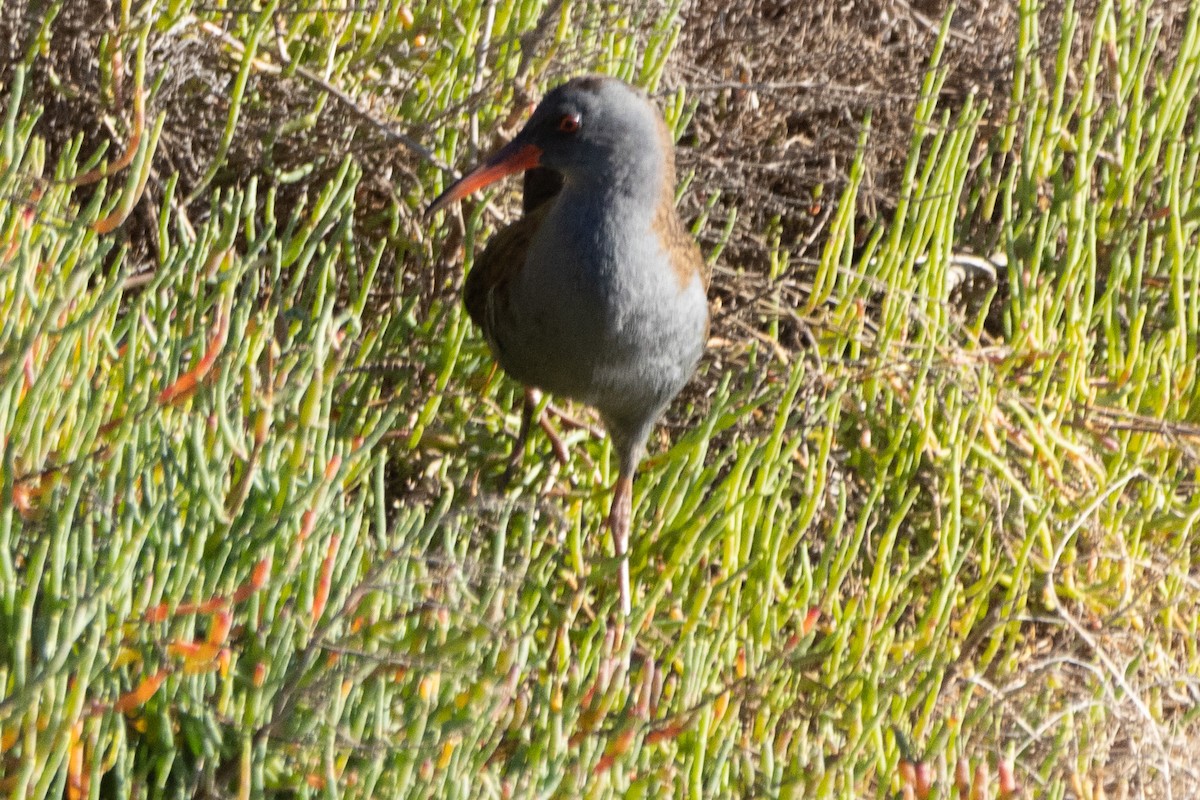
[537,411,571,465]
[543,402,605,440]
[499,388,572,489]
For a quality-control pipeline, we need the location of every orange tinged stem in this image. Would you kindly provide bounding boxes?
[593,724,636,775]
[324,453,342,481]
[295,510,318,551]
[144,557,268,622]
[71,60,143,188]
[158,306,229,406]
[207,608,233,645]
[644,722,688,747]
[180,651,229,675]
[167,640,222,664]
[231,557,271,603]
[312,535,341,624]
[112,669,168,713]
[143,604,170,624]
[67,720,87,800]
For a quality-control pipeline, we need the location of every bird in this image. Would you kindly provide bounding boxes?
[428,76,710,616]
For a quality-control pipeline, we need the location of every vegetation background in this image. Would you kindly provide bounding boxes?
[2,0,1199,797]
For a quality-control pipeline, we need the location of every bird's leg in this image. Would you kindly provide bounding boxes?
[501,388,538,487]
[606,473,634,617]
[536,407,571,465]
[502,388,570,487]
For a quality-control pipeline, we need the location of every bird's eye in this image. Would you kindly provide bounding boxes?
[558,113,581,133]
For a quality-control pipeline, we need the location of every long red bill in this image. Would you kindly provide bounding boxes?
[426,141,543,217]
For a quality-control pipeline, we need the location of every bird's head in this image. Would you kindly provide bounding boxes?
[427,76,667,216]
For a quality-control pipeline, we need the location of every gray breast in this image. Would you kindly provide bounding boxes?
[493,201,704,412]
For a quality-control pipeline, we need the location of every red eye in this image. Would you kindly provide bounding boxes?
[558,113,581,133]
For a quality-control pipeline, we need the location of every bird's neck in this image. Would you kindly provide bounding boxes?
[558,150,672,233]
[569,174,658,220]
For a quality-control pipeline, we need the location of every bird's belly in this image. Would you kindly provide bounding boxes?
[491,274,707,416]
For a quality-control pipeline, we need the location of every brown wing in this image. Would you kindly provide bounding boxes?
[464,202,551,342]
[654,200,711,292]
[647,110,711,292]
